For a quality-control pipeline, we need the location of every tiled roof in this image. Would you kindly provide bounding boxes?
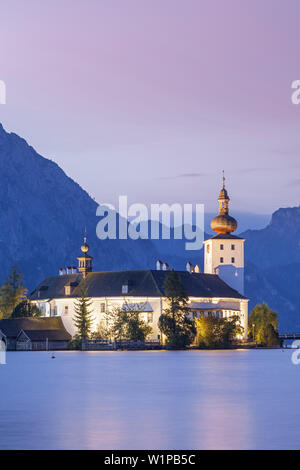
[0,317,69,338]
[19,329,71,341]
[29,270,247,301]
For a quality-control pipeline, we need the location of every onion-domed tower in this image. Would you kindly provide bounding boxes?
[77,234,93,279]
[203,173,245,295]
[210,173,238,234]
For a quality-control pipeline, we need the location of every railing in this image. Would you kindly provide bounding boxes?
[82,339,162,351]
[279,333,300,339]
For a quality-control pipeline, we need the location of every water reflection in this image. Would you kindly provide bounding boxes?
[0,350,299,449]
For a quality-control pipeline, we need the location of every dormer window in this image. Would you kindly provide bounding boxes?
[122,284,129,294]
[65,285,71,296]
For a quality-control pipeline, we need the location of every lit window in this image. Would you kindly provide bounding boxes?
[220,244,224,250]
[147,313,153,323]
[207,245,210,253]
[220,257,224,263]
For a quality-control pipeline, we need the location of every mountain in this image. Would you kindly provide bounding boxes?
[0,122,298,331]
[241,207,300,269]
[0,123,160,288]
[240,208,300,331]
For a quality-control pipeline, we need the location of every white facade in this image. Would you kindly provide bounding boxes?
[34,294,248,341]
[203,237,245,295]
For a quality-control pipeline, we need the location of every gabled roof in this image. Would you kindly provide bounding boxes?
[0,317,68,338]
[18,329,71,342]
[29,270,247,301]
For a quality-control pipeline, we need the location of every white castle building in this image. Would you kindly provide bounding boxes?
[29,178,249,341]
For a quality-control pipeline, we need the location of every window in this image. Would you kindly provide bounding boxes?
[100,302,106,313]
[220,257,224,263]
[220,244,224,250]
[207,245,210,253]
[122,284,128,294]
[147,313,153,323]
[64,305,68,315]
[231,257,235,263]
[231,244,235,250]
[51,306,57,317]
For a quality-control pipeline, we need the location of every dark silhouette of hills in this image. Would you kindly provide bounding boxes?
[0,122,298,331]
[0,123,159,288]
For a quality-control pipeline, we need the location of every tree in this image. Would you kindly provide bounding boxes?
[257,323,279,347]
[195,314,243,349]
[74,281,94,340]
[158,270,196,349]
[105,302,152,342]
[248,303,280,347]
[0,266,27,318]
[12,299,41,318]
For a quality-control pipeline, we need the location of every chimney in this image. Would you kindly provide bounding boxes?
[186,261,193,273]
[156,260,163,270]
[162,262,169,271]
[59,268,66,276]
[66,266,72,274]
[71,266,77,274]
[194,264,200,273]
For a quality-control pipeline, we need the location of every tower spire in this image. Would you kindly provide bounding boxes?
[77,231,93,278]
[218,171,230,216]
[210,173,237,234]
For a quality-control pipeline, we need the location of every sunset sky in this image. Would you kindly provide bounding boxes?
[0,0,299,214]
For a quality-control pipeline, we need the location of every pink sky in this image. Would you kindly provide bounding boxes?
[0,0,299,213]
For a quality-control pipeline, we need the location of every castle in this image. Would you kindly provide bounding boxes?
[29,177,249,341]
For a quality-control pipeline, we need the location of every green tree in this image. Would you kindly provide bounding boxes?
[158,270,196,349]
[0,266,27,318]
[74,281,94,340]
[195,314,243,349]
[249,303,280,347]
[12,299,41,318]
[257,323,279,347]
[106,302,152,341]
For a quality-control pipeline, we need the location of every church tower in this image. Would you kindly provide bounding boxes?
[204,174,245,294]
[77,234,93,279]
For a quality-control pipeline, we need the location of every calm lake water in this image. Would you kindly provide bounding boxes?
[0,349,299,450]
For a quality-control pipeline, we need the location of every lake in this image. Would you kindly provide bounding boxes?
[0,349,299,450]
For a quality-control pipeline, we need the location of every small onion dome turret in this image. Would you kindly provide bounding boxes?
[211,172,238,234]
[81,236,89,254]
